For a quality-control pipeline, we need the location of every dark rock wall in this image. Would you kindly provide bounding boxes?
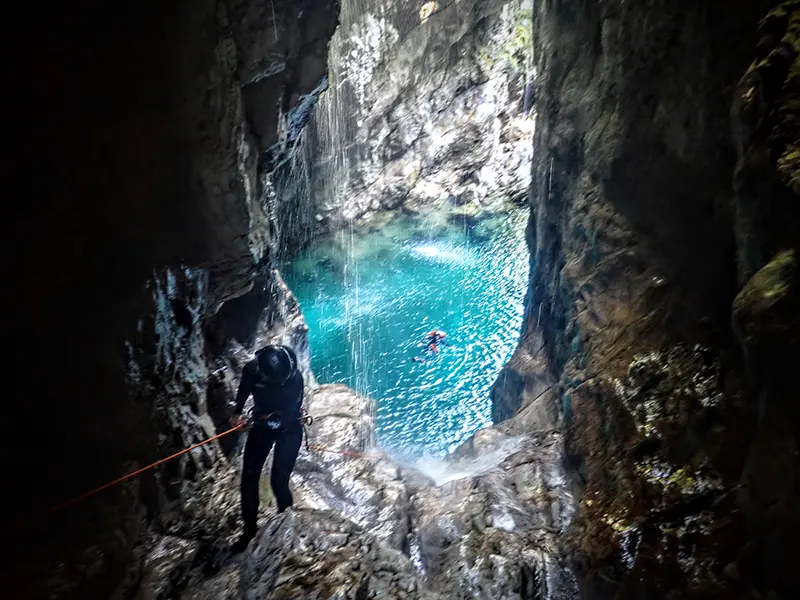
[3,1,337,598]
[493,0,800,598]
[731,4,800,595]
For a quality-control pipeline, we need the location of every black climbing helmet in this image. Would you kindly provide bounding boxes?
[256,344,297,385]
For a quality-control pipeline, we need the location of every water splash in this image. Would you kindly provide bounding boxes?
[406,434,527,486]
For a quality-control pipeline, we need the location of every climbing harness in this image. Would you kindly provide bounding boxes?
[252,411,287,432]
[247,409,366,459]
[251,409,313,434]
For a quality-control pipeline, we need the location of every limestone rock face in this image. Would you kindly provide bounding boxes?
[275,0,534,250]
[491,0,800,598]
[727,13,800,590]
[120,381,578,600]
[410,426,578,600]
[293,384,410,550]
[732,250,800,596]
[199,510,435,600]
[163,382,425,600]
[9,1,800,599]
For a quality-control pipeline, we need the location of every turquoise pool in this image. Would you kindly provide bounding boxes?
[283,207,529,459]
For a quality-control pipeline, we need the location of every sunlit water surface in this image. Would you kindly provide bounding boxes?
[284,207,529,459]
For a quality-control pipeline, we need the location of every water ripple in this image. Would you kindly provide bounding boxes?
[284,208,529,458]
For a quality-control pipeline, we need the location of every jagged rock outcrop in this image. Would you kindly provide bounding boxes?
[292,385,410,549]
[2,1,539,598]
[274,0,534,252]
[730,8,800,582]
[124,383,422,600]
[5,1,338,598]
[491,0,800,599]
[409,425,577,599]
[8,0,799,599]
[188,510,435,600]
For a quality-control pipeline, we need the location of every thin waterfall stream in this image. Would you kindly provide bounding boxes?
[284,206,529,459]
[276,0,536,460]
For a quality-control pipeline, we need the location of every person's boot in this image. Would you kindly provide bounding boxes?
[230,525,257,554]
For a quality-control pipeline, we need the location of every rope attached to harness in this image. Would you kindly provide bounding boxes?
[14,423,246,531]
[24,413,370,526]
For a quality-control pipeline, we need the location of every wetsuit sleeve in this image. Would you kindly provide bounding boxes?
[234,363,254,414]
[291,371,304,420]
[298,372,304,407]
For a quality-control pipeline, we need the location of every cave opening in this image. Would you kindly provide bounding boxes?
[5,0,800,599]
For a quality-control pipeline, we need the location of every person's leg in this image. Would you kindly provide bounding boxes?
[240,429,275,534]
[270,427,303,512]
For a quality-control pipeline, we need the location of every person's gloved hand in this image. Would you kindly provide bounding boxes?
[230,414,247,428]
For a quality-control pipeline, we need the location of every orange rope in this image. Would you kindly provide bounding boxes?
[39,424,245,520]
[23,423,373,530]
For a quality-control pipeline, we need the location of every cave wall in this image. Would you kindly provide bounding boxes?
[494,0,800,598]
[5,0,797,597]
[274,0,535,252]
[3,1,338,598]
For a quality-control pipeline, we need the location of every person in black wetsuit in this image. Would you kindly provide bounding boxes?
[229,344,304,552]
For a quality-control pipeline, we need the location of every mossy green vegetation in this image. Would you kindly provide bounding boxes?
[751,1,800,192]
[477,8,532,74]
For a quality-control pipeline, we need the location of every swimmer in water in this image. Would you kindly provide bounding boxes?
[412,330,448,362]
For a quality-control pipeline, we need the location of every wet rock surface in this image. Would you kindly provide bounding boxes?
[114,383,414,600]
[293,385,410,550]
[191,510,436,600]
[109,381,578,600]
[275,0,534,249]
[729,12,800,590]
[8,0,800,599]
[410,426,578,600]
[500,0,800,598]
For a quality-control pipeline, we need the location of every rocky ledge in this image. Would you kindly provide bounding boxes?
[124,381,575,599]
